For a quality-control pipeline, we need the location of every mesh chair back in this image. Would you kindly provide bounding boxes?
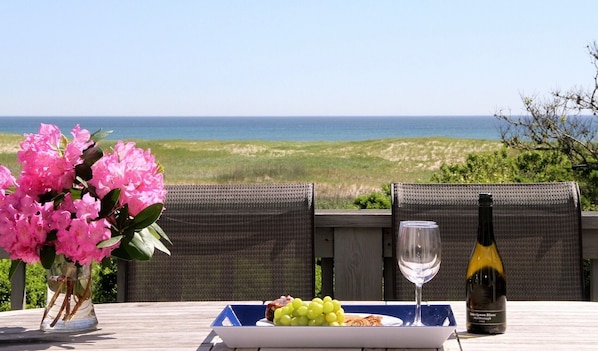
[391,182,584,301]
[119,183,315,302]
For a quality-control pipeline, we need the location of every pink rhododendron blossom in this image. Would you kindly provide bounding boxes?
[64,125,93,164]
[16,124,87,195]
[0,166,16,197]
[90,141,166,216]
[55,217,112,266]
[0,123,166,266]
[0,191,53,263]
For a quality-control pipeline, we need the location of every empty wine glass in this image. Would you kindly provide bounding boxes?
[397,221,442,326]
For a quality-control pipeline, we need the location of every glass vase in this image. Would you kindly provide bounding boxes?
[40,256,98,332]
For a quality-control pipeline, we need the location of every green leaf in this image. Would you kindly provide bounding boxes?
[75,163,93,182]
[130,203,163,230]
[40,246,56,269]
[99,188,121,218]
[123,231,154,260]
[149,222,172,245]
[117,204,130,228]
[90,128,113,142]
[8,260,23,280]
[109,247,131,261]
[97,235,123,248]
[140,227,170,256]
[70,187,84,200]
[81,144,103,166]
[46,230,58,242]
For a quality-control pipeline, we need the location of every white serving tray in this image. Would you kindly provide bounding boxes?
[211,304,457,348]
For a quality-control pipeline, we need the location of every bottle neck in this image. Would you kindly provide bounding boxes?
[477,205,495,246]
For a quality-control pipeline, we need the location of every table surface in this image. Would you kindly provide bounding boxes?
[1,300,597,350]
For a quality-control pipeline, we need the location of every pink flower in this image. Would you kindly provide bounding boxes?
[0,123,166,265]
[16,124,89,195]
[0,191,52,263]
[55,217,112,266]
[0,166,16,197]
[90,141,166,216]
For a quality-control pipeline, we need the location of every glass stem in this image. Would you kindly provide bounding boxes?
[414,283,423,326]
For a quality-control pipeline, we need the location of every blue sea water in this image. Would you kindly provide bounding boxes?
[0,116,505,141]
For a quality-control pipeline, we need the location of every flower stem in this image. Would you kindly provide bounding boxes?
[50,280,71,327]
[68,274,92,320]
[41,274,67,322]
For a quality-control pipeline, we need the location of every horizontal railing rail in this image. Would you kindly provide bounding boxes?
[3,210,598,308]
[315,210,598,302]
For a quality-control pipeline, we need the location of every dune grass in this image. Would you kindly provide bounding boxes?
[0,134,502,208]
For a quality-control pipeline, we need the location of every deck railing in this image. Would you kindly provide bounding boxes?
[3,210,598,308]
[316,209,598,302]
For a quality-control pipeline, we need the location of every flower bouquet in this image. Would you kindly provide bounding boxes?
[0,123,170,332]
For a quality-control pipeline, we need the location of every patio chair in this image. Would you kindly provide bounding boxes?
[117,183,315,302]
[391,182,585,301]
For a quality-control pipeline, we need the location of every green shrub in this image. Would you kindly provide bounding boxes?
[0,261,10,311]
[353,183,391,209]
[92,259,117,303]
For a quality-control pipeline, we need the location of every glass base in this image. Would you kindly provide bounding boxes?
[40,316,98,333]
[40,258,98,333]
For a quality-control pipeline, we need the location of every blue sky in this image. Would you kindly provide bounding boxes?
[1,1,597,117]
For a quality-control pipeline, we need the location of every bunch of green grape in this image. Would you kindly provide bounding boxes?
[273,296,345,326]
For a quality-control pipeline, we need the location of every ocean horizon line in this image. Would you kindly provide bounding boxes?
[0,116,505,141]
[1,114,496,118]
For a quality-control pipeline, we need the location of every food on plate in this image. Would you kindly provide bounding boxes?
[265,295,293,321]
[266,295,346,326]
[344,314,383,326]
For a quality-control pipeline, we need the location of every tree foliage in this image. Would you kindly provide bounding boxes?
[430,148,598,209]
[432,148,573,183]
[492,41,598,209]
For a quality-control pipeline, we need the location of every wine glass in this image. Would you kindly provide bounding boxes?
[397,221,442,326]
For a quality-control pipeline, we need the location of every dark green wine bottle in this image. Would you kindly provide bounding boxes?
[465,193,507,334]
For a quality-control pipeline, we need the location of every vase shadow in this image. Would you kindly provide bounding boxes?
[0,327,115,350]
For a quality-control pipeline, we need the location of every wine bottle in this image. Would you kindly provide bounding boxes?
[466,193,507,334]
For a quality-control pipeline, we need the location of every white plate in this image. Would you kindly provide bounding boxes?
[256,313,403,327]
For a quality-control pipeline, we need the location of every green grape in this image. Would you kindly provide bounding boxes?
[306,308,320,320]
[322,301,334,314]
[296,305,308,316]
[308,301,324,315]
[271,296,345,326]
[336,308,345,323]
[293,315,309,326]
[278,314,292,326]
[291,298,303,309]
[314,314,326,326]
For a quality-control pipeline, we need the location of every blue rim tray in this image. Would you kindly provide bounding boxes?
[211,304,457,348]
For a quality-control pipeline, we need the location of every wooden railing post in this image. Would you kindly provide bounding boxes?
[581,211,598,301]
[1,248,26,310]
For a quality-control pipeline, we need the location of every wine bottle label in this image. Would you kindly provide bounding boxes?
[467,309,506,325]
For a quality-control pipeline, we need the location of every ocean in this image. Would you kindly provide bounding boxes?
[0,116,505,141]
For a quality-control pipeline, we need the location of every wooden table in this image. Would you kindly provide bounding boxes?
[1,301,597,350]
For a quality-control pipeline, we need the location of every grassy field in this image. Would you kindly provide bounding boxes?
[0,133,502,208]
